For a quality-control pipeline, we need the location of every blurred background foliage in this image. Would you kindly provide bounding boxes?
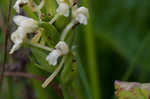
[0,0,150,99]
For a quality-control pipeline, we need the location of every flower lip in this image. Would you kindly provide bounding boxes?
[56,2,70,17]
[46,50,62,66]
[46,41,69,66]
[72,6,89,25]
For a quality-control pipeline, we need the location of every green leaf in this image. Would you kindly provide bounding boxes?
[23,6,38,20]
[30,46,55,73]
[60,54,77,84]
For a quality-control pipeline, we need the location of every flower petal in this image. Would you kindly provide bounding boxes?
[46,50,61,66]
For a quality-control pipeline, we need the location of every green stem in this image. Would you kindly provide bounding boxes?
[75,54,92,99]
[0,0,12,91]
[82,0,102,99]
[60,20,76,41]
[61,85,73,99]
[7,77,14,99]
[84,22,101,99]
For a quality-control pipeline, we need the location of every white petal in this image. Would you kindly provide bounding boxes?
[9,42,22,54]
[21,19,38,33]
[72,7,89,25]
[46,50,61,66]
[11,27,25,43]
[55,41,69,55]
[10,27,25,54]
[10,16,38,54]
[75,7,89,18]
[75,13,87,25]
[56,2,69,17]
[13,15,30,26]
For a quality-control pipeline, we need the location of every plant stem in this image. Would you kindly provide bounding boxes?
[60,20,76,41]
[7,77,14,99]
[82,0,102,98]
[0,0,12,91]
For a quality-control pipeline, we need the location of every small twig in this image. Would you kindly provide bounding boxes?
[0,0,13,90]
[1,72,64,98]
[0,11,4,33]
[4,72,44,81]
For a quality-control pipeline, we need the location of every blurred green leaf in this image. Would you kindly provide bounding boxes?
[30,46,55,73]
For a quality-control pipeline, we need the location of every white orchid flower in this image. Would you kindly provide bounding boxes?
[60,6,89,40]
[46,41,69,66]
[72,7,89,25]
[49,0,75,24]
[14,0,45,21]
[14,0,29,13]
[10,15,38,54]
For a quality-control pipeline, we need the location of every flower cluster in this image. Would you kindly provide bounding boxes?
[10,0,89,88]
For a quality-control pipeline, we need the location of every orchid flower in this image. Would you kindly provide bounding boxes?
[61,6,89,40]
[49,0,74,24]
[46,41,69,66]
[10,15,38,54]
